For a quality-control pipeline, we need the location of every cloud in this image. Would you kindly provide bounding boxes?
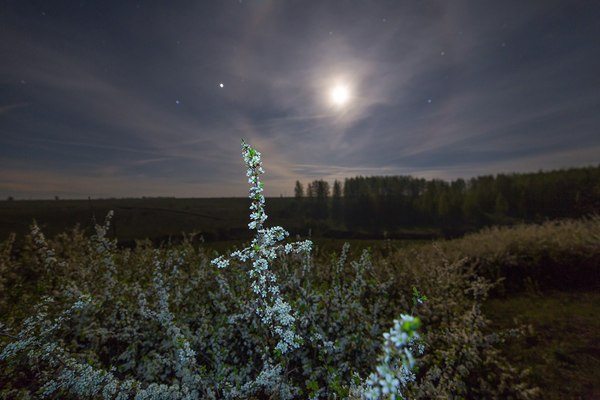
[0,162,245,199]
[1,1,599,198]
[0,103,30,115]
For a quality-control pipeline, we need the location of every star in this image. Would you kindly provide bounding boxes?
[219,83,224,88]
[175,100,180,104]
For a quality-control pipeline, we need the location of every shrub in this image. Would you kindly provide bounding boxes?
[0,141,537,399]
[435,216,600,293]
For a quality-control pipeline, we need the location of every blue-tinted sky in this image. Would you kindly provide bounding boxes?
[1,0,599,198]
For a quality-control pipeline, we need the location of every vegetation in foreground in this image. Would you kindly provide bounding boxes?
[2,215,599,398]
[0,141,544,399]
[1,140,598,398]
[0,212,542,399]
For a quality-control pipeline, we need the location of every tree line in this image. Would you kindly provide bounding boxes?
[290,165,600,235]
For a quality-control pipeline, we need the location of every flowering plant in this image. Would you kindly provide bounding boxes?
[0,139,538,399]
[211,140,312,355]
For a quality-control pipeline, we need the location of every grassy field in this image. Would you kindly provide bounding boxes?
[484,290,600,399]
[0,198,447,248]
[0,198,252,246]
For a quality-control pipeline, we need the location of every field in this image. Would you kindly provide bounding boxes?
[1,198,599,398]
[0,198,254,247]
[0,197,457,249]
[485,290,600,399]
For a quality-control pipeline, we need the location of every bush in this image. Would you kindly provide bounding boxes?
[0,141,537,399]
[434,216,600,293]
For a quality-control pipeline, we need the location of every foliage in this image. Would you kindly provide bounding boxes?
[0,141,538,399]
[434,215,600,293]
[294,165,600,231]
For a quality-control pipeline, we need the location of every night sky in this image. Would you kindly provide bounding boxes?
[2,1,600,199]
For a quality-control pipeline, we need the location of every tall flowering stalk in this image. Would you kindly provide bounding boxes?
[212,139,312,355]
[364,315,421,400]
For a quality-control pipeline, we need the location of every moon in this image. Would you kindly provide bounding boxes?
[329,84,350,106]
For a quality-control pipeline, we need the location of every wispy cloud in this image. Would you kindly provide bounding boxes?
[1,1,599,198]
[0,103,31,115]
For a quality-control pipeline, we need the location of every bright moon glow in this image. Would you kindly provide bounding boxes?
[330,84,350,106]
[219,83,224,88]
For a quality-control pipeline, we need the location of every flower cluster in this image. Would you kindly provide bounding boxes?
[30,222,61,270]
[138,251,201,390]
[212,139,312,355]
[364,315,421,400]
[90,211,118,295]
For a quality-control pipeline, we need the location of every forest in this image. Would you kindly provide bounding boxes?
[290,165,600,235]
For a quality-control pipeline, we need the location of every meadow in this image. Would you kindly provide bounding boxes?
[1,142,598,398]
[0,196,444,251]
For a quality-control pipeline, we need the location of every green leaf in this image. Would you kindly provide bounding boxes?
[307,380,319,392]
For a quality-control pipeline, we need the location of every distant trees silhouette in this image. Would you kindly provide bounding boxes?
[292,165,600,235]
[304,179,330,220]
[331,180,343,224]
[294,181,304,199]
